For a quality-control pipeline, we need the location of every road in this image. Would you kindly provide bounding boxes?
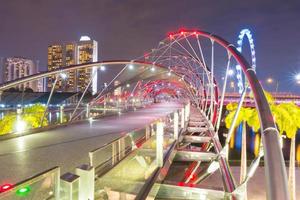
[0,102,182,185]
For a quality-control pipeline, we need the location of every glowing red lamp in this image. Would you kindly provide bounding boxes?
[0,183,13,192]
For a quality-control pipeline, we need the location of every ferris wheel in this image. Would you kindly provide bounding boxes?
[235,28,256,93]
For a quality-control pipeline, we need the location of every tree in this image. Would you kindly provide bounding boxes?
[274,102,300,200]
[225,94,300,200]
[0,104,48,135]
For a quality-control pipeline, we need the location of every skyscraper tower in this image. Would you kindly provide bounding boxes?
[65,42,77,92]
[77,36,98,95]
[47,44,64,91]
[47,36,98,94]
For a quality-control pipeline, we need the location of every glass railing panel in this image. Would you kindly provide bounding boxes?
[0,167,59,200]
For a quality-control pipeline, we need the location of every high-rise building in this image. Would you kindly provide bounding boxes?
[47,45,64,91]
[65,43,77,92]
[47,36,98,94]
[2,57,38,91]
[77,36,98,94]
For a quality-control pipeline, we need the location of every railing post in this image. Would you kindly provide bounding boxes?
[181,108,185,129]
[86,103,90,119]
[185,102,190,122]
[156,121,164,167]
[60,172,80,200]
[112,141,117,165]
[104,97,107,115]
[59,105,64,124]
[174,111,179,140]
[55,168,61,200]
[146,125,151,140]
[151,123,155,136]
[119,137,125,160]
[75,164,95,200]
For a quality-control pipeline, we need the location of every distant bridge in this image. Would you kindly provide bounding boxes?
[223,92,300,106]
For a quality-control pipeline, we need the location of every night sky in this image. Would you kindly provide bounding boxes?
[0,0,299,93]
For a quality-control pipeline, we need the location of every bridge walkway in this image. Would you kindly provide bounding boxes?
[95,106,231,199]
[0,102,182,185]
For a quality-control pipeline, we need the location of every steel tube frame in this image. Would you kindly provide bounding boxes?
[164,30,288,199]
[190,30,289,199]
[40,75,58,127]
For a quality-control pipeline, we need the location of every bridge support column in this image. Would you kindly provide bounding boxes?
[59,105,64,124]
[174,111,179,140]
[75,164,95,200]
[181,108,185,129]
[156,121,164,167]
[60,172,80,200]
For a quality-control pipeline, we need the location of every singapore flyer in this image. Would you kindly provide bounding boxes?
[235,28,256,93]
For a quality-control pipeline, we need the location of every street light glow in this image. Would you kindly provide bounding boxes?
[295,73,300,81]
[266,78,273,83]
[100,65,106,71]
[128,64,134,70]
[16,120,26,133]
[60,73,67,80]
[228,69,234,75]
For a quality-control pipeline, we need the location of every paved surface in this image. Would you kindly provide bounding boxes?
[0,102,182,185]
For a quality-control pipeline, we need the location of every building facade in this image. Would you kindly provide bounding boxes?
[2,57,38,91]
[47,36,98,94]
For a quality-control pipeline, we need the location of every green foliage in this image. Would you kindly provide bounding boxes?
[271,103,300,138]
[0,113,16,135]
[225,93,300,139]
[225,103,254,130]
[0,104,48,135]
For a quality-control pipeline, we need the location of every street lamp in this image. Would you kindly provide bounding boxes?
[266,78,279,93]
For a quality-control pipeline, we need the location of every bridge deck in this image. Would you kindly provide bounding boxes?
[0,102,182,185]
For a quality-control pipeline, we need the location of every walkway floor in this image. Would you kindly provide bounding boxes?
[0,102,182,185]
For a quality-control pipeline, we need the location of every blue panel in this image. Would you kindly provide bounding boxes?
[235,123,243,150]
